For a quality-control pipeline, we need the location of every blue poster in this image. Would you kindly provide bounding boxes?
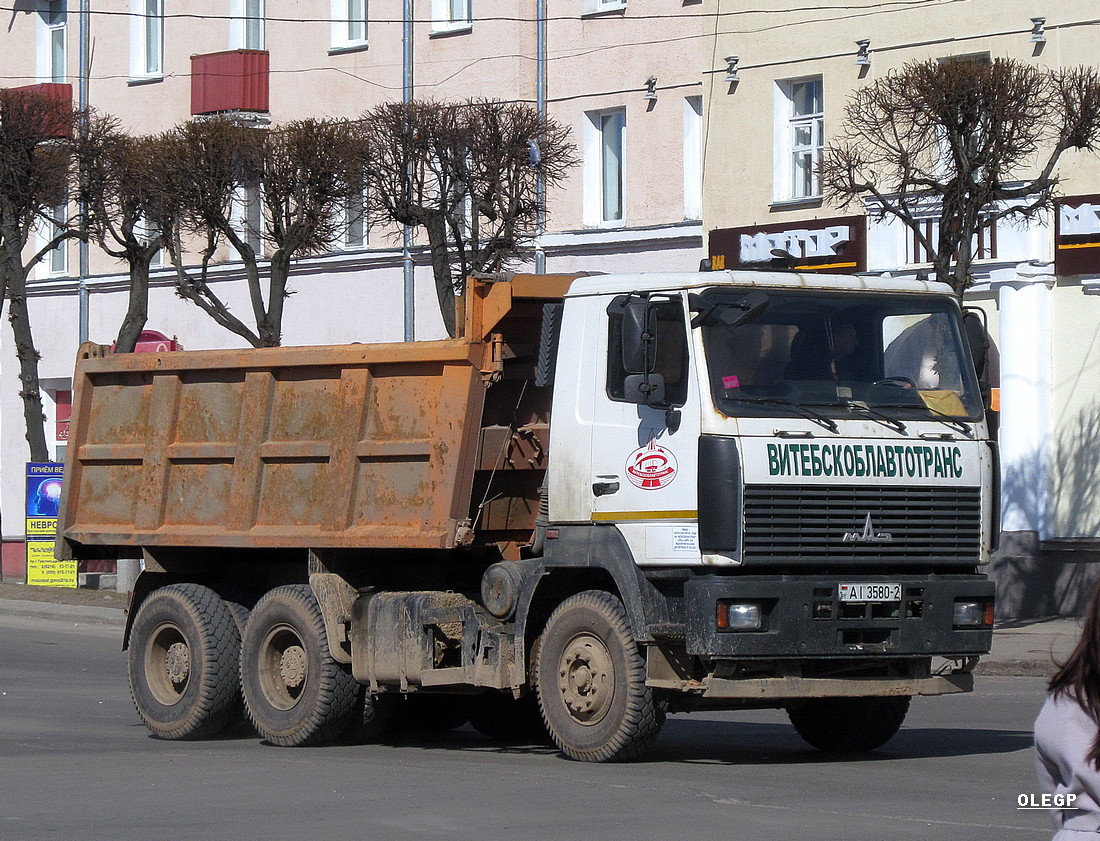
[26,462,64,518]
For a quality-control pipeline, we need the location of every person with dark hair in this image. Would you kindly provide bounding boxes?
[1035,583,1100,839]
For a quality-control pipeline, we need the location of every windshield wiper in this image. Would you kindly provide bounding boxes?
[877,403,973,438]
[843,400,907,434]
[728,396,839,434]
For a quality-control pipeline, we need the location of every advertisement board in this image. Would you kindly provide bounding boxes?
[25,462,75,587]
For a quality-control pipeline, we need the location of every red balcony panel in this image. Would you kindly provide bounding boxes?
[4,83,74,138]
[191,50,269,116]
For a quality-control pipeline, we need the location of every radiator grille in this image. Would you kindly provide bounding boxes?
[741,485,981,564]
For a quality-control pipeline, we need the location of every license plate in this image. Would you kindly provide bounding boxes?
[839,583,902,603]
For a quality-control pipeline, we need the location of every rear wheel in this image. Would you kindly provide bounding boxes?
[787,696,911,753]
[240,585,358,747]
[535,590,665,762]
[127,583,241,740]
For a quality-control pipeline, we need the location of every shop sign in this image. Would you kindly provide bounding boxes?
[1055,195,1100,275]
[709,215,866,273]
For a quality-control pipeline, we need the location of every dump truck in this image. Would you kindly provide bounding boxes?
[56,270,996,761]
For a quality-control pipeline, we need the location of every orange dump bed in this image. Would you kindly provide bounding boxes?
[56,275,574,559]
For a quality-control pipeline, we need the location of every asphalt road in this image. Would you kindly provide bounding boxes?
[0,612,1056,841]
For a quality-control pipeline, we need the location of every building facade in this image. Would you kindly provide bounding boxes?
[703,0,1100,616]
[0,1,709,578]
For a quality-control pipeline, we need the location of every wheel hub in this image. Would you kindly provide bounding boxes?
[164,642,191,685]
[280,645,307,689]
[557,634,613,725]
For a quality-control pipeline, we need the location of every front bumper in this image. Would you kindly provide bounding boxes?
[684,573,994,659]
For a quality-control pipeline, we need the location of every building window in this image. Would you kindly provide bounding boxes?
[584,107,626,226]
[342,186,368,250]
[775,77,823,201]
[130,0,164,79]
[905,217,998,265]
[582,0,626,15]
[39,202,68,277]
[231,0,265,50]
[136,218,164,268]
[431,0,471,33]
[331,0,368,50]
[683,96,703,221]
[38,1,66,83]
[231,185,263,259]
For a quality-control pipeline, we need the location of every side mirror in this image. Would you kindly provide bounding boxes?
[624,373,665,405]
[621,299,652,374]
[962,309,989,382]
[689,290,769,329]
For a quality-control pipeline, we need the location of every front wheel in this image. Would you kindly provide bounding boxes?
[127,583,242,740]
[787,696,911,753]
[535,590,665,762]
[240,585,358,747]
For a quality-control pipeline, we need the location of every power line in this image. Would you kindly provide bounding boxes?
[0,0,964,27]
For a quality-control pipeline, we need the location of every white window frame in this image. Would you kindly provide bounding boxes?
[38,202,68,278]
[340,185,368,250]
[582,0,626,15]
[230,0,265,50]
[230,184,264,260]
[330,0,368,51]
[129,0,164,80]
[683,96,703,221]
[773,76,823,202]
[36,1,67,83]
[583,107,627,227]
[136,217,164,268]
[431,0,471,34]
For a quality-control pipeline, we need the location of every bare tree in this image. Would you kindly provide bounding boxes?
[76,115,176,352]
[821,58,1100,296]
[0,88,78,462]
[363,100,577,336]
[160,117,362,347]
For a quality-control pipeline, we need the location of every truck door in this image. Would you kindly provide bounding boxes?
[588,294,701,566]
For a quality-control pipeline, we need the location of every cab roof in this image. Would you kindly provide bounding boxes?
[564,271,956,298]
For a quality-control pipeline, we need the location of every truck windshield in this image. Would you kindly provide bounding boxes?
[699,289,984,422]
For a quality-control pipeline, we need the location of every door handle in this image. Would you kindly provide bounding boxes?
[593,481,620,496]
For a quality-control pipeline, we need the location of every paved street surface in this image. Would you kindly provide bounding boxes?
[0,611,1055,841]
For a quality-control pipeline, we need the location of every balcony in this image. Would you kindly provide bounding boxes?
[4,83,74,138]
[190,50,269,116]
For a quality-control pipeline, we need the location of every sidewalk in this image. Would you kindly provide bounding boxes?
[0,580,1085,677]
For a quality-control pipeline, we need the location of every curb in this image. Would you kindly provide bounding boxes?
[0,598,125,627]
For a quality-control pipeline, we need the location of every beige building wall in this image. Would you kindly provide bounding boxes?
[703,1,1100,232]
[0,1,709,567]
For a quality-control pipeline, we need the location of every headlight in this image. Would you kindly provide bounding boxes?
[953,599,994,628]
[717,601,762,631]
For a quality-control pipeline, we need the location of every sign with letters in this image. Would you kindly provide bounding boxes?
[709,215,867,274]
[1055,194,1100,276]
[25,462,75,587]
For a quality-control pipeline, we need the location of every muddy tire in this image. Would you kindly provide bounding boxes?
[127,583,242,740]
[240,585,358,747]
[468,691,547,743]
[535,590,665,762]
[223,600,251,726]
[787,696,911,753]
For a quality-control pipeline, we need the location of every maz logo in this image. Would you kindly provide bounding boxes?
[842,513,893,543]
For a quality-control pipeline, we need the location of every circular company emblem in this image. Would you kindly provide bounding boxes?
[625,441,678,490]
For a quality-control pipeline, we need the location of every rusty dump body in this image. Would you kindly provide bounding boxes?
[56,274,574,563]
